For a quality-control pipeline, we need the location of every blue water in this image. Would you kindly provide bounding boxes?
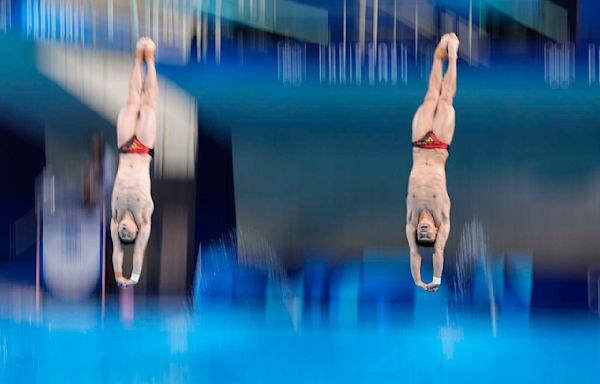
[1,290,598,383]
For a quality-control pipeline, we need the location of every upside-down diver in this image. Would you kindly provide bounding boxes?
[406,33,459,292]
[110,37,158,287]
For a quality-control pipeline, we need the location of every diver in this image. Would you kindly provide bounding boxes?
[406,33,459,292]
[110,37,158,287]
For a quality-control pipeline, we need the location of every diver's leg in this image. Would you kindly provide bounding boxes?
[432,33,458,145]
[116,41,145,147]
[141,38,158,109]
[412,35,449,142]
[136,38,157,148]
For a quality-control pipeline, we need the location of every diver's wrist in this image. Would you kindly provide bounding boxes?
[130,273,140,283]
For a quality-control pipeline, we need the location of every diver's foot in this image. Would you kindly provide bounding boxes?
[447,32,459,59]
[435,34,450,60]
[141,37,156,61]
[135,38,146,60]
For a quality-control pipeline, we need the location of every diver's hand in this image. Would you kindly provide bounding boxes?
[416,281,428,290]
[116,276,130,287]
[117,278,137,288]
[424,281,440,292]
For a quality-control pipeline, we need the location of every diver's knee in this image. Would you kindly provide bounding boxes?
[139,104,155,116]
[423,92,439,105]
[417,100,437,116]
[118,105,139,121]
[439,93,454,106]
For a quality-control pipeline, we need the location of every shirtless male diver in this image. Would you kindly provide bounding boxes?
[406,33,459,292]
[111,37,157,287]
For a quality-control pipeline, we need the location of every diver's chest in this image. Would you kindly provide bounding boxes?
[114,183,151,208]
[409,167,446,189]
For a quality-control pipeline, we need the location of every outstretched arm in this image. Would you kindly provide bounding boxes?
[111,217,127,286]
[425,218,450,292]
[128,204,154,285]
[129,223,150,284]
[406,223,427,290]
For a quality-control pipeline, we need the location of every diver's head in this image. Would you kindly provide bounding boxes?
[416,210,437,247]
[118,211,138,244]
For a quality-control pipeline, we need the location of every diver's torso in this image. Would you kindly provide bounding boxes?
[111,154,152,218]
[407,148,449,220]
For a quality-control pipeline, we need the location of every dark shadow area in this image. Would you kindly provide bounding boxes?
[0,106,45,283]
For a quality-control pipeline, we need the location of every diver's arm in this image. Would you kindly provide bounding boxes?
[130,222,150,283]
[426,217,450,292]
[110,217,126,284]
[406,222,427,290]
[129,203,154,285]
